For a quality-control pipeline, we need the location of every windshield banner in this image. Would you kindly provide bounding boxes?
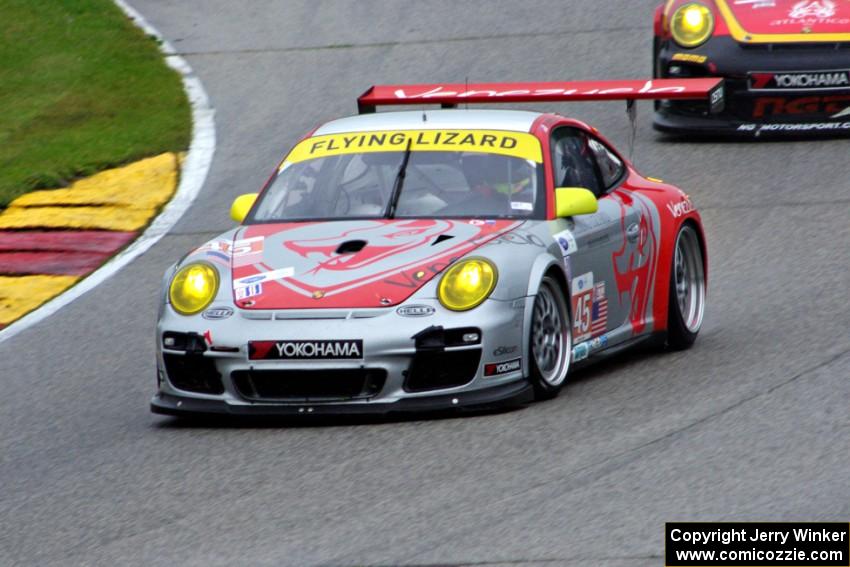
[284,129,543,165]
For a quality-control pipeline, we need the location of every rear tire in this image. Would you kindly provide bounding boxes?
[666,224,706,350]
[528,276,572,400]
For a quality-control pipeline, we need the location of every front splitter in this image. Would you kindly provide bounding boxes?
[151,379,534,418]
[654,110,850,138]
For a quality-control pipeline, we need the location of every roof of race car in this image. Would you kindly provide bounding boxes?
[313,109,542,136]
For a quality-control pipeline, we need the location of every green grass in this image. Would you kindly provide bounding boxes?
[0,0,191,208]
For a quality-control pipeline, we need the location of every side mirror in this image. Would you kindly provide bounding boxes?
[230,193,258,223]
[554,187,598,217]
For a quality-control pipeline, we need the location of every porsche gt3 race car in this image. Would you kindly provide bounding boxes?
[152,80,715,417]
[654,0,850,136]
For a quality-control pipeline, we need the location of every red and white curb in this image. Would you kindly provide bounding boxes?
[0,0,216,344]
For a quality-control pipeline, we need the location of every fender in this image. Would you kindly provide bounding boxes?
[628,176,706,333]
[654,3,666,38]
[525,255,569,298]
[659,212,707,332]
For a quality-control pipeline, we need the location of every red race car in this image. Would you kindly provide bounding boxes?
[153,79,718,416]
[654,0,850,136]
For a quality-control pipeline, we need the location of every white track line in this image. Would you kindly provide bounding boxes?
[0,0,216,344]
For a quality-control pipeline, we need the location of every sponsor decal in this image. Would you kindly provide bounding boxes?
[193,240,234,266]
[572,272,593,294]
[592,283,609,337]
[205,251,231,265]
[572,272,608,343]
[484,357,521,377]
[493,345,519,356]
[594,281,606,301]
[734,0,775,8]
[667,196,695,219]
[510,201,533,211]
[194,239,230,255]
[789,0,835,19]
[738,121,850,132]
[710,87,724,110]
[285,129,543,164]
[590,334,609,350]
[591,283,608,338]
[249,339,364,360]
[232,236,264,268]
[672,53,708,64]
[233,267,294,288]
[571,343,590,363]
[392,82,693,101]
[770,16,850,26]
[770,0,848,26]
[486,232,546,247]
[202,306,234,320]
[396,305,436,317]
[235,283,263,300]
[749,71,850,91]
[554,229,578,256]
[511,302,524,328]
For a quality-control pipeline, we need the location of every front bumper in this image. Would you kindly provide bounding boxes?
[654,36,850,136]
[151,380,533,417]
[152,297,532,416]
[654,110,850,137]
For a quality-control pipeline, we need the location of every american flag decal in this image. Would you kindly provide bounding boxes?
[591,282,608,336]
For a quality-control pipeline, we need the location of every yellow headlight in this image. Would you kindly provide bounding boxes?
[169,263,219,315]
[438,258,497,311]
[671,3,714,48]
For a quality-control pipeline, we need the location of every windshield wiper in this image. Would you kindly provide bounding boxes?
[385,139,413,218]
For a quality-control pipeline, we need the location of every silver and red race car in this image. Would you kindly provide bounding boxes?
[152,80,715,417]
[654,0,850,136]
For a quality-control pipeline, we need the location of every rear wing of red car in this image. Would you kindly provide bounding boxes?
[357,79,725,114]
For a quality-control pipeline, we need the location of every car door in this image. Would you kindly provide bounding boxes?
[548,126,641,349]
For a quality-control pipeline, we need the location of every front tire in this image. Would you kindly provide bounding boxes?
[666,224,706,350]
[529,276,572,400]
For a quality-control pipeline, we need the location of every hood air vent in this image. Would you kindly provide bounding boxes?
[335,240,367,254]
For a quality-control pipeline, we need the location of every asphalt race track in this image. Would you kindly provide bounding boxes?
[2,2,849,565]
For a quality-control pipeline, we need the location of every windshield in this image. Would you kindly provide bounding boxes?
[249,129,545,222]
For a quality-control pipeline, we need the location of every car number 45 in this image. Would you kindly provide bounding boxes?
[573,294,592,335]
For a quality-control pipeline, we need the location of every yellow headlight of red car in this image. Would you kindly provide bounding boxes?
[438,258,497,311]
[169,263,219,315]
[671,3,714,48]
